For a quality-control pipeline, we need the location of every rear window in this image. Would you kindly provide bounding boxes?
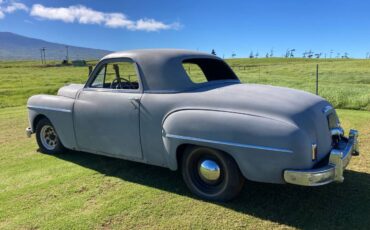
[182,58,238,83]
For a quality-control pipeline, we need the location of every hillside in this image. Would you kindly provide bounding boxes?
[0,32,111,60]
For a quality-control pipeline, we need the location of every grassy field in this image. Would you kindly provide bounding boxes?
[0,59,370,229]
[229,58,370,111]
[1,58,370,110]
[0,107,369,229]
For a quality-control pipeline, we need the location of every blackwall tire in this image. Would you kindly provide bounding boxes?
[181,146,245,201]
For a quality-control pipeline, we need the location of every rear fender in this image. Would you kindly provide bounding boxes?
[162,109,311,184]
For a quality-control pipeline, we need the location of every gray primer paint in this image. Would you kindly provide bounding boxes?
[27,49,337,184]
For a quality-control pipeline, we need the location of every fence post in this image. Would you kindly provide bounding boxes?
[316,64,319,95]
[88,66,93,76]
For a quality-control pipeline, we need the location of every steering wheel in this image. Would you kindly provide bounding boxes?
[110,77,136,89]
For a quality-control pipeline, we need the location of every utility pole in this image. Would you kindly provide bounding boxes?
[41,47,46,64]
[65,46,69,62]
[40,47,46,64]
[40,48,44,64]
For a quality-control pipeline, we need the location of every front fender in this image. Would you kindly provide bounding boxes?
[27,94,77,149]
[162,109,312,184]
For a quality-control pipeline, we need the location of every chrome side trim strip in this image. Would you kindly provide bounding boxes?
[165,134,293,153]
[27,105,72,113]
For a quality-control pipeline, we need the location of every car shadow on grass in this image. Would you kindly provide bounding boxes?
[53,150,370,229]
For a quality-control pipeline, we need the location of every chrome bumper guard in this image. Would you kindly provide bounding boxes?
[26,127,33,138]
[284,129,359,186]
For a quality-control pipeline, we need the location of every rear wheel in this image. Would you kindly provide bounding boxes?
[35,118,65,154]
[181,146,245,201]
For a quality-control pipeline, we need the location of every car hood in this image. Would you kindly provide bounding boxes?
[57,84,84,99]
[191,83,334,156]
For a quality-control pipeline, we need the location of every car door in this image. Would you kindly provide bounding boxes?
[73,58,143,159]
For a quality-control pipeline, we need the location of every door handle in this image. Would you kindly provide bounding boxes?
[128,95,140,101]
[128,96,140,109]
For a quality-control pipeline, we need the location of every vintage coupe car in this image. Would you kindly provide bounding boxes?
[26,49,359,201]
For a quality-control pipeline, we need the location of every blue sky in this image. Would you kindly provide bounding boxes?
[0,0,370,58]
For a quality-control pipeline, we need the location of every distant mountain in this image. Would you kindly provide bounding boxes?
[0,32,111,60]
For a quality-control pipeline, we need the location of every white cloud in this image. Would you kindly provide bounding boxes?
[4,2,28,13]
[30,4,180,32]
[135,19,181,31]
[105,13,134,28]
[30,4,105,24]
[0,0,28,19]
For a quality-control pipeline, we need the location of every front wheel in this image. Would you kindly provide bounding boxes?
[35,118,65,154]
[181,146,245,201]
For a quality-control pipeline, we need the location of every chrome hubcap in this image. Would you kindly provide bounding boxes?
[40,125,57,150]
[199,159,221,182]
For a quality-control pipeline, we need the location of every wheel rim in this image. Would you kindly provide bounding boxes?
[187,149,226,195]
[40,125,58,150]
[199,159,221,182]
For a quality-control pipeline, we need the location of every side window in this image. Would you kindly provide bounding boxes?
[91,65,106,88]
[182,63,208,83]
[182,59,238,83]
[90,61,140,89]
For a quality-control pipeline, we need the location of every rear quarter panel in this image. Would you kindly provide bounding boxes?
[162,109,313,184]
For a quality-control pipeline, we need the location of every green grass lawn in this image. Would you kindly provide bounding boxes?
[0,59,370,229]
[1,58,370,110]
[0,107,369,229]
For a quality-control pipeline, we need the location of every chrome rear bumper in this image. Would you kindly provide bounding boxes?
[284,129,359,186]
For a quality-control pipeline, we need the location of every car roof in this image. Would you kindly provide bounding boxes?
[100,49,234,92]
[102,49,213,60]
